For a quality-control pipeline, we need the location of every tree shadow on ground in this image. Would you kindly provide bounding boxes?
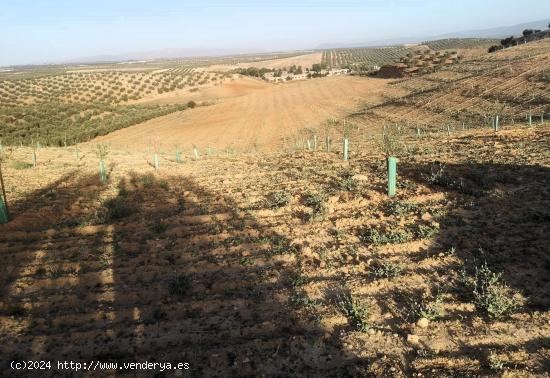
[401,160,550,310]
[2,152,548,376]
[395,159,550,375]
[0,170,376,377]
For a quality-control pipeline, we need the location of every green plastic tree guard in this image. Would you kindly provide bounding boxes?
[541,114,544,124]
[32,151,37,167]
[0,198,8,224]
[326,136,331,152]
[193,148,199,160]
[313,135,318,150]
[99,160,107,183]
[176,151,182,163]
[306,140,312,151]
[529,115,532,126]
[494,115,499,131]
[387,156,397,197]
[343,138,349,161]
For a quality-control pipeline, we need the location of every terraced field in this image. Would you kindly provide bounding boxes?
[322,46,417,69]
[352,38,550,133]
[422,38,499,51]
[1,122,549,376]
[321,39,497,70]
[91,75,403,152]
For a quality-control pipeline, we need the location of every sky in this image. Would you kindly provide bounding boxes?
[1,0,549,66]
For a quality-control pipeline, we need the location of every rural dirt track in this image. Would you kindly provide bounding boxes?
[93,76,400,152]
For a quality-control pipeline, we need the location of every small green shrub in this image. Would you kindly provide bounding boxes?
[289,291,317,310]
[335,291,371,332]
[409,295,444,321]
[462,262,520,319]
[152,222,168,234]
[370,261,402,279]
[416,223,439,239]
[269,235,298,255]
[152,307,168,323]
[102,197,135,220]
[9,160,33,170]
[338,169,358,191]
[304,192,329,221]
[266,190,292,209]
[360,226,413,246]
[167,274,192,297]
[291,274,308,287]
[379,123,405,157]
[385,200,420,217]
[159,180,170,191]
[132,174,155,188]
[488,352,505,372]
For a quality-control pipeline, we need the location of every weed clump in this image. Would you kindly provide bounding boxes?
[370,260,403,280]
[385,200,420,217]
[409,295,444,321]
[461,261,520,319]
[102,197,135,220]
[415,223,439,239]
[304,192,329,222]
[269,235,299,255]
[152,222,168,234]
[338,168,358,191]
[266,190,292,209]
[10,160,32,170]
[360,226,413,246]
[335,291,371,332]
[167,274,192,297]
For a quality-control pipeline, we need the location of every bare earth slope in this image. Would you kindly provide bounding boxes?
[1,38,549,377]
[1,123,549,376]
[354,38,550,131]
[201,52,323,72]
[93,76,401,151]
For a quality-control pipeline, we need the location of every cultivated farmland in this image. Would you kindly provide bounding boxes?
[322,38,499,70]
[0,34,549,377]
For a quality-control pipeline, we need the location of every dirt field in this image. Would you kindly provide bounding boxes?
[126,76,268,106]
[201,52,322,72]
[1,37,549,377]
[92,75,403,152]
[1,121,549,376]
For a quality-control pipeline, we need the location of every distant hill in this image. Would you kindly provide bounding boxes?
[67,47,267,64]
[316,19,550,49]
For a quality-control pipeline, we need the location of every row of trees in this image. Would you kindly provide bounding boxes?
[488,24,550,53]
[0,102,189,146]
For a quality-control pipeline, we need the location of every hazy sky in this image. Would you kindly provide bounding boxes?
[1,0,549,66]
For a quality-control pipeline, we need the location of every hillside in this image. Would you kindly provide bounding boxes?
[1,121,549,376]
[321,38,497,69]
[91,75,403,152]
[351,38,550,133]
[90,38,550,152]
[1,28,549,377]
[316,19,550,48]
